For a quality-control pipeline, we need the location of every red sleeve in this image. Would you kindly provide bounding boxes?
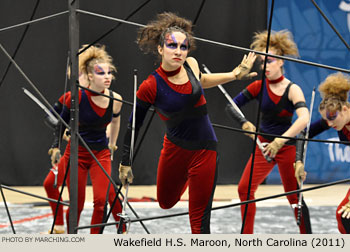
[137,74,157,105]
[58,92,70,105]
[246,80,262,98]
[57,91,82,108]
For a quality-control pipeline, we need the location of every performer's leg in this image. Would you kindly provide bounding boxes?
[89,149,122,234]
[43,162,66,225]
[65,152,88,233]
[157,138,189,209]
[336,188,350,234]
[238,143,275,234]
[187,149,217,234]
[43,150,70,233]
[276,145,312,234]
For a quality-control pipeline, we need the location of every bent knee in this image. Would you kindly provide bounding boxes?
[43,178,54,191]
[238,184,250,197]
[158,200,177,209]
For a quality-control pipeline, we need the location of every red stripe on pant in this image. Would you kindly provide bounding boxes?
[156,137,217,234]
[238,137,311,233]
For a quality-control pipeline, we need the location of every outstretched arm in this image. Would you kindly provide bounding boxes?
[186,53,257,89]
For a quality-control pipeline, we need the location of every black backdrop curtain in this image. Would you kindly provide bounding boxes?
[0,0,267,185]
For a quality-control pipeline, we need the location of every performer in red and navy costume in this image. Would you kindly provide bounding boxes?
[46,45,123,234]
[118,12,257,234]
[226,30,312,234]
[295,72,350,234]
[43,73,91,234]
[43,91,71,234]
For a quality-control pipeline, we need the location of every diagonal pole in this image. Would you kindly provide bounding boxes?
[310,0,350,50]
[0,184,15,234]
[240,0,275,234]
[0,0,41,88]
[78,0,151,56]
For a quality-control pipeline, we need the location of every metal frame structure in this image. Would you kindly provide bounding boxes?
[0,0,349,234]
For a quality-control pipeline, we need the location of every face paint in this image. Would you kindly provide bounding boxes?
[326,110,339,120]
[180,38,189,51]
[164,34,189,51]
[266,57,276,64]
[259,57,276,65]
[94,64,111,76]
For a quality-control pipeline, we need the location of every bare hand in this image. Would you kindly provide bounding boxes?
[109,145,118,161]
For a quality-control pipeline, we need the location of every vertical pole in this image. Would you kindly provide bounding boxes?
[68,0,79,234]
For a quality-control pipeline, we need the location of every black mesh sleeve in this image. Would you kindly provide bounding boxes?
[295,130,306,162]
[49,102,69,149]
[225,103,247,126]
[121,98,151,166]
[50,123,66,149]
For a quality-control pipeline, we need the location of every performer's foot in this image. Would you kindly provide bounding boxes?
[48,225,65,234]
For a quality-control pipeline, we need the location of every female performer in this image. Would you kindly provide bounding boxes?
[43,71,91,234]
[295,72,350,234]
[45,44,123,233]
[118,12,257,234]
[226,30,312,233]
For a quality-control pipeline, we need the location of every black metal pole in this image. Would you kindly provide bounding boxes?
[68,0,79,234]
[310,0,350,50]
[0,184,15,234]
[0,184,69,206]
[50,160,70,234]
[78,0,151,56]
[76,9,350,74]
[241,0,275,234]
[0,0,40,88]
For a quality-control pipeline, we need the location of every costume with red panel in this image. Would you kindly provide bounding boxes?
[46,89,123,233]
[121,62,218,234]
[309,119,350,233]
[232,78,312,234]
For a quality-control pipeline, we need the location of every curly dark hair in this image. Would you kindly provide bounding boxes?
[137,12,195,55]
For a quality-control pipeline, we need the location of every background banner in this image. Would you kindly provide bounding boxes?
[267,0,350,183]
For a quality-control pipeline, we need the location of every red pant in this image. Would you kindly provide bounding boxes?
[336,188,350,234]
[238,137,311,234]
[43,156,68,226]
[45,142,123,233]
[157,136,217,234]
